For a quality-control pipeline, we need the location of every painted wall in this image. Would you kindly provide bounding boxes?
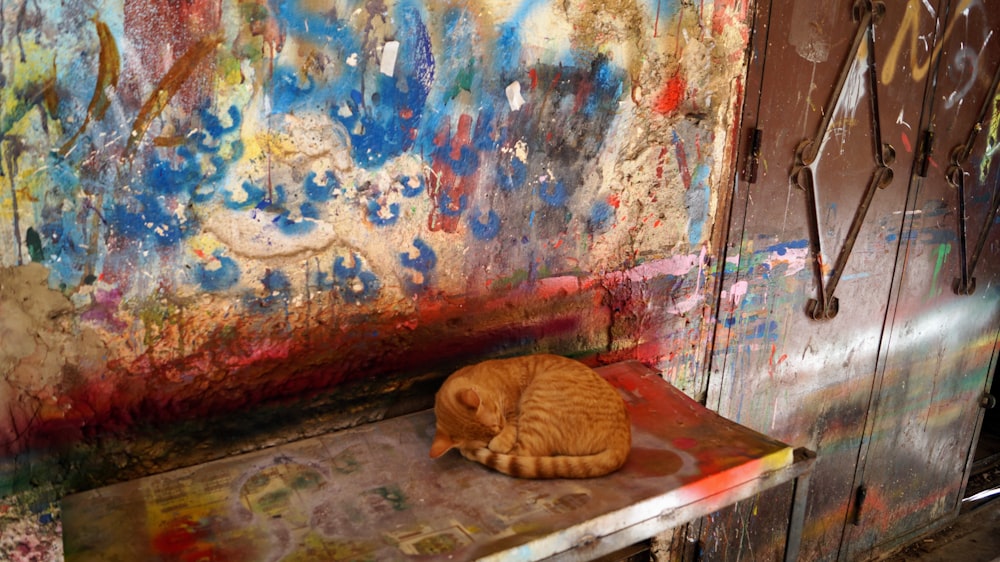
[0,0,751,489]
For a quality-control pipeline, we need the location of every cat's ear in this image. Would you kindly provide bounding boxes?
[430,428,455,458]
[457,388,481,409]
[475,407,501,430]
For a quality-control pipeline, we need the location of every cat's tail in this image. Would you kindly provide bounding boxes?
[463,445,630,479]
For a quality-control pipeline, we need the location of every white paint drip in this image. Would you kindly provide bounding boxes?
[506,81,526,111]
[896,108,911,130]
[728,280,749,306]
[921,0,936,19]
[380,41,399,77]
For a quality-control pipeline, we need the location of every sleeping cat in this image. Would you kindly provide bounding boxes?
[429,354,631,479]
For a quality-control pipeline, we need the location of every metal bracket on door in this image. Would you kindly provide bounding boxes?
[945,63,1000,296]
[790,0,895,320]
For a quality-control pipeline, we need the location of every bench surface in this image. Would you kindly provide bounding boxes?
[62,361,798,561]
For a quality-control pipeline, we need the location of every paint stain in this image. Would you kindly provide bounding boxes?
[654,71,686,116]
[61,18,119,155]
[125,33,223,158]
[929,243,951,299]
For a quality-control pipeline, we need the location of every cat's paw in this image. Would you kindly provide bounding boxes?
[488,427,517,453]
[459,446,487,462]
[487,435,514,453]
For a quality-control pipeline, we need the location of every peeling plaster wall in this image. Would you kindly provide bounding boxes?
[0,0,752,491]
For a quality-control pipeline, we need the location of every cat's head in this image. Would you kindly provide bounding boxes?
[429,378,503,458]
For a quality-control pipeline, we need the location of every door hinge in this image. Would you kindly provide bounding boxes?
[982,393,997,409]
[743,128,763,184]
[917,129,934,178]
[852,483,868,526]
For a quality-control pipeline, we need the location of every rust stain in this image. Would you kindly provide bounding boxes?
[124,33,223,159]
[61,18,120,156]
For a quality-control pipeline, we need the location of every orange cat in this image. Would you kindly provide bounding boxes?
[429,354,631,478]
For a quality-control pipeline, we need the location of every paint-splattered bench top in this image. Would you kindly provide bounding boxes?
[62,361,813,561]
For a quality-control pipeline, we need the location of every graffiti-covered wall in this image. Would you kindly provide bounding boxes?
[0,0,751,485]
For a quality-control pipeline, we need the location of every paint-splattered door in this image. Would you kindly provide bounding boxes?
[707,0,937,559]
[840,0,1000,558]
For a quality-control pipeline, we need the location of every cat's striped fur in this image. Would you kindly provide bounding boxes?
[429,354,631,479]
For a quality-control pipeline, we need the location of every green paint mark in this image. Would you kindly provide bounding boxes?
[331,450,361,474]
[371,485,408,511]
[25,227,44,262]
[930,243,951,299]
[445,58,476,99]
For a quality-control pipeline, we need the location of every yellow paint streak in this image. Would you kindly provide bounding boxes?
[982,88,1000,182]
[882,0,974,85]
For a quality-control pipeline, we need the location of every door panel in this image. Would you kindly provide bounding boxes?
[708,0,935,559]
[842,0,1000,557]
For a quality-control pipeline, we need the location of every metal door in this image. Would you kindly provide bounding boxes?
[841,0,1000,558]
[706,0,935,559]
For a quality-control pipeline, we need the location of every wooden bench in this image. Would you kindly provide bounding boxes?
[62,361,814,561]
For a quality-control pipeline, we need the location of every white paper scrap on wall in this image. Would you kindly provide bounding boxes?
[506,81,525,111]
[381,41,400,76]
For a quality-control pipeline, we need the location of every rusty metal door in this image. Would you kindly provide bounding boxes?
[707,0,937,559]
[841,0,1000,558]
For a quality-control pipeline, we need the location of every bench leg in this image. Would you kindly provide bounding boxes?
[784,469,813,562]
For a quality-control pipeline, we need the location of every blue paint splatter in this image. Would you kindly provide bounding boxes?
[196,253,240,291]
[588,201,615,232]
[398,175,425,197]
[333,254,380,303]
[538,179,567,206]
[224,182,267,210]
[469,209,501,240]
[147,146,200,196]
[764,239,809,254]
[438,191,467,216]
[194,105,242,152]
[110,193,191,246]
[304,171,341,202]
[400,238,437,273]
[272,66,316,113]
[366,200,400,226]
[273,212,317,235]
[686,164,711,245]
[498,158,527,192]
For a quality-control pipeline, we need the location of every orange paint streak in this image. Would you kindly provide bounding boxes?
[61,18,120,155]
[125,34,223,159]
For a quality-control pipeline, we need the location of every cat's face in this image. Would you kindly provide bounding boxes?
[430,380,502,458]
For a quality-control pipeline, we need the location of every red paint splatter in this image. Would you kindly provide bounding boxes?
[573,76,594,113]
[428,114,480,233]
[901,131,912,153]
[673,437,697,450]
[528,68,538,90]
[123,0,221,110]
[654,72,687,116]
[655,146,669,179]
[608,194,621,208]
[152,517,217,561]
[712,0,750,42]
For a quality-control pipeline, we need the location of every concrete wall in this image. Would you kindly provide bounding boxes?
[0,0,751,487]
